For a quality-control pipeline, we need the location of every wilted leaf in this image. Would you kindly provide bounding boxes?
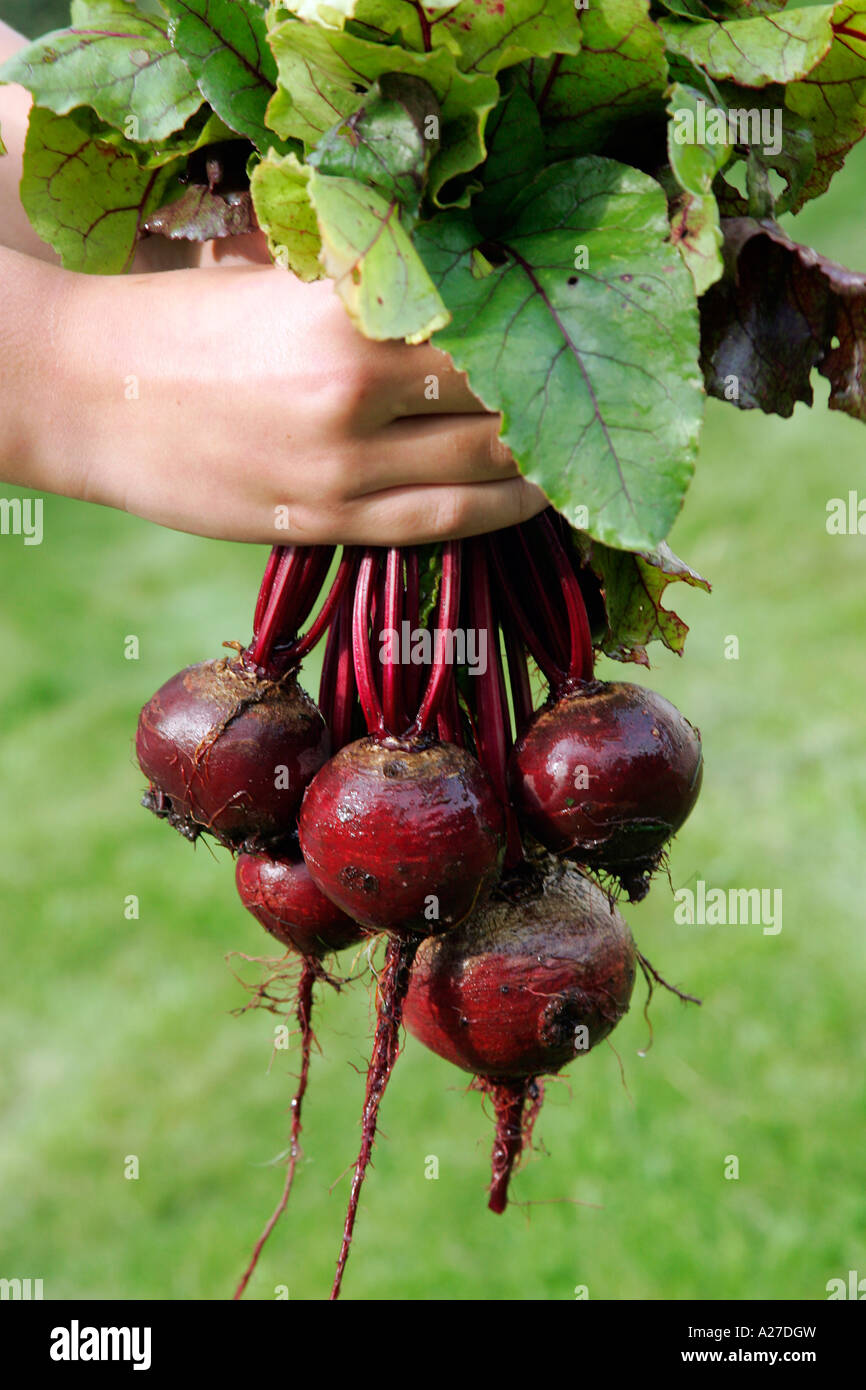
[576,535,711,663]
[700,216,866,421]
[143,185,255,239]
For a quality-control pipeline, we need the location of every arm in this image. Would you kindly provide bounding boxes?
[0,19,58,262]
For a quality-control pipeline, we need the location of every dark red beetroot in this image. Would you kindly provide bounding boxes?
[403,859,636,1211]
[236,849,365,957]
[509,681,703,900]
[136,658,330,852]
[298,735,506,937]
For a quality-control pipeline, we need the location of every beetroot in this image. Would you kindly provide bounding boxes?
[132,519,706,1299]
[509,681,703,900]
[236,848,365,957]
[298,735,505,937]
[137,657,329,851]
[404,860,636,1211]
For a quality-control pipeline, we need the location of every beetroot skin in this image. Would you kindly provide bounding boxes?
[137,658,329,851]
[509,681,702,896]
[403,861,636,1079]
[298,737,506,937]
[236,850,365,957]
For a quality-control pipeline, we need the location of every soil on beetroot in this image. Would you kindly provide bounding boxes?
[137,658,329,851]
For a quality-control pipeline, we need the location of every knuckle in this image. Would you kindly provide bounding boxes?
[332,360,380,426]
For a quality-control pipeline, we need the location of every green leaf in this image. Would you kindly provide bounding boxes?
[163,0,280,149]
[135,110,243,168]
[670,189,724,295]
[709,88,816,217]
[658,7,835,86]
[652,0,789,19]
[307,73,439,217]
[665,82,727,291]
[21,105,183,272]
[783,1,866,208]
[250,149,323,278]
[700,216,866,423]
[276,0,581,73]
[667,82,731,198]
[0,0,203,143]
[416,157,704,552]
[265,20,498,203]
[474,73,545,234]
[416,542,443,626]
[526,0,668,159]
[308,170,450,340]
[575,536,711,664]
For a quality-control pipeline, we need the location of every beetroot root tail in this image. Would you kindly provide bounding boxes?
[330,934,417,1301]
[485,1078,538,1215]
[233,958,316,1300]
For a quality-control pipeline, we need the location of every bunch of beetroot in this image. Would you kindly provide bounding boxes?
[136,513,703,1299]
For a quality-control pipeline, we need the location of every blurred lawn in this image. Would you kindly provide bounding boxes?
[1,0,865,1303]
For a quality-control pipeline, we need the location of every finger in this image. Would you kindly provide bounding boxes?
[351,413,518,494]
[302,477,550,547]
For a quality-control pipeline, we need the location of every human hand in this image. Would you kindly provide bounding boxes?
[25,257,547,545]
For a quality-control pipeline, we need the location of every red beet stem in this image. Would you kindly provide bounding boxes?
[515,525,570,672]
[488,535,565,689]
[437,675,464,747]
[404,551,422,714]
[284,549,355,665]
[382,548,406,736]
[536,514,594,683]
[320,565,358,750]
[468,541,522,867]
[487,1079,532,1215]
[293,548,336,630]
[353,551,385,736]
[330,936,417,1301]
[249,548,309,671]
[253,546,283,638]
[331,583,358,752]
[413,540,461,735]
[233,960,316,1299]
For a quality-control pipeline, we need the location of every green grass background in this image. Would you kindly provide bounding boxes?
[1,1,864,1302]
